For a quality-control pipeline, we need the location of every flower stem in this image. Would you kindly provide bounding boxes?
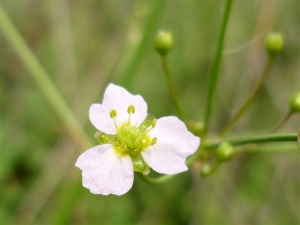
[205,133,298,150]
[220,58,274,136]
[202,0,233,136]
[161,56,186,122]
[139,132,298,184]
[271,110,293,133]
[122,0,166,88]
[235,145,299,154]
[0,5,92,148]
[138,173,174,184]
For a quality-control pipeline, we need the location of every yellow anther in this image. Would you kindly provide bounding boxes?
[127,105,135,114]
[109,109,119,130]
[102,135,109,143]
[127,105,135,124]
[151,137,157,145]
[110,109,117,119]
[151,119,156,128]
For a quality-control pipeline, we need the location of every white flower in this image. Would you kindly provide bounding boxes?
[75,83,200,195]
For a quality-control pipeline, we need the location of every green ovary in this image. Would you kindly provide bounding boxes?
[117,124,143,151]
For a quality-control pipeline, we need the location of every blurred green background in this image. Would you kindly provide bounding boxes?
[1,0,299,224]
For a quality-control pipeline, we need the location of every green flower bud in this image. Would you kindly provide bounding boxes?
[154,31,173,56]
[216,142,234,162]
[200,164,212,177]
[189,121,204,136]
[265,33,284,58]
[289,91,300,113]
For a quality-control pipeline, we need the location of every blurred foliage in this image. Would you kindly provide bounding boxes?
[1,0,299,225]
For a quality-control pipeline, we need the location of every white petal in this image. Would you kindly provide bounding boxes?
[75,144,134,196]
[141,116,200,175]
[89,84,148,134]
[89,104,116,134]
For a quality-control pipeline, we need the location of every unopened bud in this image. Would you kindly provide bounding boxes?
[200,164,212,177]
[189,121,204,136]
[216,142,234,162]
[265,33,283,58]
[154,31,173,56]
[289,91,300,113]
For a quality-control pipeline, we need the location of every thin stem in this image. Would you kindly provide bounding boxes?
[202,0,233,136]
[205,133,298,150]
[138,147,200,184]
[235,145,299,154]
[271,110,293,133]
[161,56,186,122]
[139,132,297,184]
[138,173,174,184]
[220,58,274,136]
[121,0,166,88]
[0,5,92,148]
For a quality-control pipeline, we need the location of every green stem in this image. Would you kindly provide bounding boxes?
[220,58,274,136]
[138,150,201,184]
[0,5,92,148]
[122,0,166,88]
[138,173,174,184]
[236,145,299,154]
[271,110,293,133]
[202,0,233,136]
[205,133,298,150]
[139,132,297,184]
[161,56,186,122]
[200,162,221,177]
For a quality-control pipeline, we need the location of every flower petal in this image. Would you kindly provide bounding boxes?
[89,83,148,134]
[75,144,134,195]
[141,116,200,175]
[89,104,115,134]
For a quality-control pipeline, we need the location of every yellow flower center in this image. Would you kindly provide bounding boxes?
[107,105,157,156]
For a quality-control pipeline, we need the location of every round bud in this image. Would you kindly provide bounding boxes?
[289,91,300,113]
[200,164,212,177]
[265,33,284,58]
[216,142,234,162]
[189,121,204,136]
[154,31,173,56]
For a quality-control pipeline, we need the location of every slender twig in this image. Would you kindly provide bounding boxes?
[161,56,186,122]
[205,133,297,150]
[220,58,274,136]
[202,0,233,136]
[271,110,293,133]
[235,145,299,154]
[138,173,174,184]
[121,0,166,88]
[139,132,298,184]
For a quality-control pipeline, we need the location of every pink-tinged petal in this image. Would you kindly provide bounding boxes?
[89,84,148,134]
[103,84,147,126]
[89,104,116,134]
[75,144,134,196]
[141,116,200,175]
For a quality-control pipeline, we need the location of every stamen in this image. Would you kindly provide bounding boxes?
[127,105,135,114]
[151,119,156,128]
[151,137,157,145]
[110,110,117,118]
[143,119,157,135]
[101,135,119,146]
[110,109,119,130]
[95,132,108,144]
[95,131,103,139]
[127,105,135,124]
